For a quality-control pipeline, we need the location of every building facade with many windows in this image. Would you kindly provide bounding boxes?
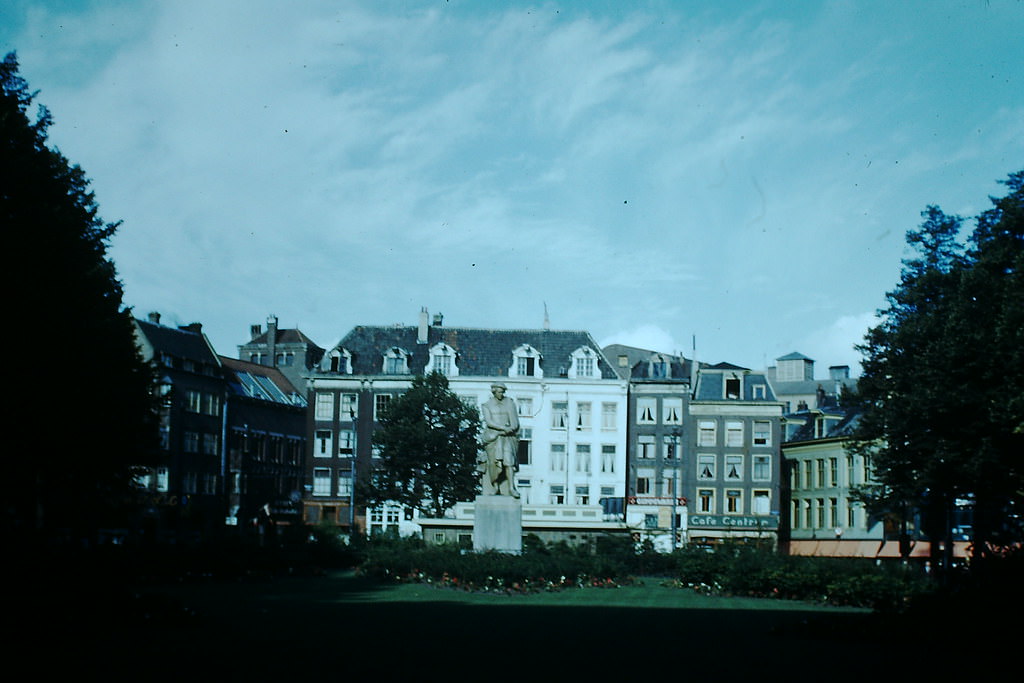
[304,308,629,545]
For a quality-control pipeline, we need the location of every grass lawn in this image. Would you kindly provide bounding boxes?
[18,569,1008,679]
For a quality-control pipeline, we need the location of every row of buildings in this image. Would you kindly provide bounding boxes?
[133,306,942,557]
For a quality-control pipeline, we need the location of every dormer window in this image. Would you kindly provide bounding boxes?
[569,347,598,379]
[509,344,543,378]
[328,348,353,374]
[649,354,671,378]
[725,375,742,399]
[424,343,458,377]
[383,347,410,375]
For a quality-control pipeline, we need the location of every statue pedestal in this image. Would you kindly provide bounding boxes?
[473,495,522,554]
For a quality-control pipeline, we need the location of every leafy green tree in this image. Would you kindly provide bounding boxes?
[361,373,481,519]
[2,52,158,544]
[849,172,1023,564]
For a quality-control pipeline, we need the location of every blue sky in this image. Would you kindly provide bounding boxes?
[4,0,1022,374]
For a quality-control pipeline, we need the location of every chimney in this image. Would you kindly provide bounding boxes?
[148,311,161,324]
[250,323,262,340]
[432,312,443,327]
[267,315,278,366]
[180,322,202,334]
[829,365,850,380]
[418,307,429,344]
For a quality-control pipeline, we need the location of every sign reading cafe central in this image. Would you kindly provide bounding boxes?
[688,515,779,529]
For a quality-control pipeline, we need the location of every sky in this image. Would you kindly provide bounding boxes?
[3,0,1022,376]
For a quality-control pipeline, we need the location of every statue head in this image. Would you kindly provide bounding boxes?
[490,382,507,398]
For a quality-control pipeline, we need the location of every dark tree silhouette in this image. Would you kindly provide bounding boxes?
[2,52,158,545]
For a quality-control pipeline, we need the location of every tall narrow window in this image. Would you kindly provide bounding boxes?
[753,421,771,446]
[726,489,742,513]
[698,420,717,446]
[340,393,358,419]
[753,490,770,515]
[551,401,568,429]
[375,394,392,420]
[313,468,331,496]
[637,398,656,424]
[550,443,566,471]
[698,489,714,513]
[698,454,716,479]
[601,402,617,430]
[663,398,683,425]
[638,435,656,459]
[725,421,743,447]
[753,455,771,481]
[315,392,334,421]
[725,455,743,480]
[517,428,532,466]
[576,402,592,430]
[575,444,591,473]
[337,430,354,455]
[601,445,616,473]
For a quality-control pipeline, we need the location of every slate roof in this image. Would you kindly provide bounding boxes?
[220,356,305,406]
[332,325,618,379]
[246,327,324,350]
[693,369,777,401]
[135,319,219,364]
[601,343,699,381]
[777,351,814,362]
[784,407,861,443]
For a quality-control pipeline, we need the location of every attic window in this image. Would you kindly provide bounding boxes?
[383,347,409,375]
[725,376,741,399]
[510,344,543,378]
[569,347,598,379]
[425,343,458,377]
[329,349,352,374]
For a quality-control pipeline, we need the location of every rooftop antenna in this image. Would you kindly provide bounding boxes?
[543,302,550,330]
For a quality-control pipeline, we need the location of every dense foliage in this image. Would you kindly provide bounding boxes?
[849,172,1024,562]
[356,535,932,610]
[1,52,158,543]
[360,373,481,518]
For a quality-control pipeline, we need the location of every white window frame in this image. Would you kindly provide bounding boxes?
[315,392,335,421]
[637,398,657,424]
[509,344,543,378]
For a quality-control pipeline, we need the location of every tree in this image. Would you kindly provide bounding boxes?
[849,171,1024,566]
[361,373,481,519]
[2,52,158,544]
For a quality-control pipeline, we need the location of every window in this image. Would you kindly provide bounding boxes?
[816,499,826,528]
[792,461,801,490]
[725,377,741,399]
[650,356,670,378]
[186,390,202,413]
[315,430,332,457]
[698,489,714,513]
[829,458,839,487]
[698,420,717,446]
[340,393,357,419]
[183,472,197,495]
[601,445,616,473]
[816,459,826,487]
[202,433,219,455]
[638,435,656,459]
[752,384,767,400]
[792,500,801,529]
[517,397,533,417]
[575,485,590,505]
[663,398,683,425]
[550,443,566,471]
[726,489,742,514]
[753,455,771,481]
[184,431,200,453]
[636,477,651,495]
[203,393,221,416]
[570,347,597,378]
[549,485,565,505]
[829,498,839,527]
[725,421,744,447]
[753,421,771,446]
[753,490,770,515]
[375,394,392,420]
[664,437,679,460]
[575,444,591,473]
[847,455,856,486]
[338,430,354,455]
[804,500,813,528]
[847,501,857,528]
[637,398,656,424]
[805,461,814,488]
[725,454,743,480]
[510,344,543,378]
[328,349,352,374]
[576,402,592,430]
[337,471,353,498]
[425,343,458,377]
[601,402,617,430]
[601,486,615,497]
[202,474,217,494]
[315,392,334,421]
[698,454,716,479]
[383,347,409,374]
[517,428,532,466]
[551,401,568,429]
[156,467,169,492]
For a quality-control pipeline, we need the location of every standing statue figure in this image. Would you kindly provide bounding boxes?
[480,382,520,498]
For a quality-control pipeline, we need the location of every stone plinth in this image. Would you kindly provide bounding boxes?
[472,495,522,554]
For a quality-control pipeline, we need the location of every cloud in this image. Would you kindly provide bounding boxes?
[599,324,686,356]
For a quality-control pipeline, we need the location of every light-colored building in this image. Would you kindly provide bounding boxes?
[304,308,630,546]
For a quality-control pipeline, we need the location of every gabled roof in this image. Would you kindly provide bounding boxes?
[332,325,618,379]
[135,318,219,365]
[220,356,306,407]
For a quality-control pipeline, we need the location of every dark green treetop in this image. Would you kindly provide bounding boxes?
[361,372,481,519]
